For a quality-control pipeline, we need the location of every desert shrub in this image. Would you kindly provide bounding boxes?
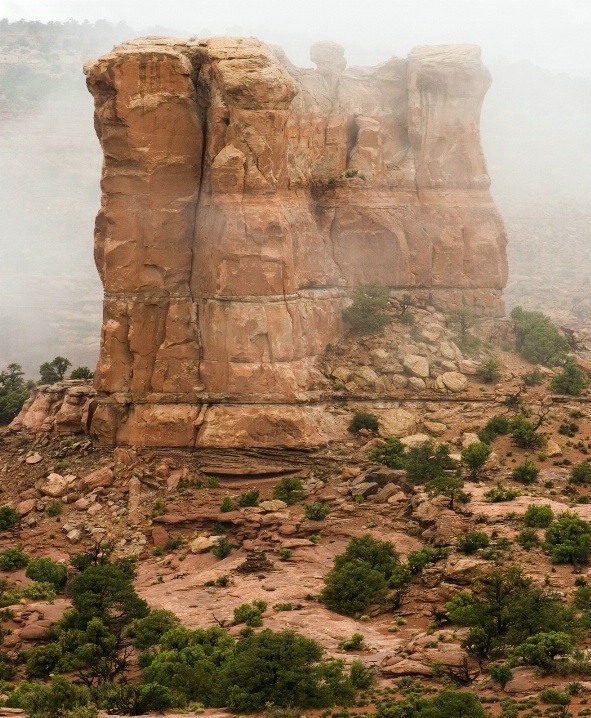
[0,544,29,571]
[219,496,233,512]
[550,360,589,396]
[342,283,390,334]
[304,502,331,521]
[461,441,492,479]
[484,481,520,503]
[278,548,293,561]
[570,460,591,485]
[321,535,399,616]
[0,506,19,531]
[368,436,406,469]
[406,545,450,574]
[446,565,573,654]
[517,528,540,550]
[544,512,591,568]
[339,632,365,651]
[0,363,30,423]
[511,459,539,484]
[70,367,93,380]
[46,500,62,517]
[219,629,356,710]
[426,475,470,510]
[273,477,305,505]
[516,631,574,670]
[348,411,379,433]
[129,609,181,650]
[25,557,67,590]
[489,663,513,689]
[522,367,544,386]
[405,440,457,483]
[349,659,374,689]
[509,416,546,449]
[524,504,554,528]
[237,489,260,508]
[511,306,569,366]
[234,600,268,627]
[477,355,503,383]
[457,531,490,554]
[487,415,511,434]
[6,677,93,718]
[212,536,234,560]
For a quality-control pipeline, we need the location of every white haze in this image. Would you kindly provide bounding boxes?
[4,0,591,72]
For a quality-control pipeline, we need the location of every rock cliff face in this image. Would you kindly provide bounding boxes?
[83,37,507,448]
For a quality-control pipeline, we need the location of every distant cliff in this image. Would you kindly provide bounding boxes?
[84,36,507,447]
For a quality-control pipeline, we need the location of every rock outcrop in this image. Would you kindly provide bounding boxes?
[83,37,507,447]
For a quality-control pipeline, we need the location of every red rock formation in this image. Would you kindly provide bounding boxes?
[83,37,507,448]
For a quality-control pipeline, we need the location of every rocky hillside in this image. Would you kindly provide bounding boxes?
[3,306,591,714]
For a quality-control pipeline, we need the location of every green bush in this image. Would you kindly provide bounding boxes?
[570,460,591,485]
[339,632,365,651]
[25,557,67,590]
[550,360,589,395]
[0,363,30,424]
[461,441,492,479]
[524,504,554,528]
[304,502,331,521]
[273,477,305,505]
[0,545,29,571]
[484,481,520,503]
[544,512,591,567]
[489,663,513,689]
[516,528,540,550]
[348,411,379,433]
[426,475,470,510]
[522,367,544,386]
[212,536,234,560]
[0,506,19,530]
[129,609,181,650]
[405,440,457,484]
[278,548,293,561]
[6,676,92,718]
[406,545,450,574]
[321,535,399,616]
[237,490,260,508]
[342,283,390,334]
[46,500,62,517]
[70,367,94,380]
[368,436,406,469]
[476,355,504,383]
[234,600,268,627]
[511,459,539,485]
[509,416,546,449]
[511,306,569,366]
[220,629,355,710]
[516,631,573,670]
[219,496,233,512]
[457,531,490,554]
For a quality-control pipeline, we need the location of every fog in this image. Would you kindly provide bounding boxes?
[5,0,591,72]
[1,1,591,377]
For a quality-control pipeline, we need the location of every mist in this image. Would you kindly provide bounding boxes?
[1,1,591,378]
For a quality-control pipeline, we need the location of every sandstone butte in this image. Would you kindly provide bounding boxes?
[78,36,507,449]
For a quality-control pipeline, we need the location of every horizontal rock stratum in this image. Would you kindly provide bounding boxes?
[83,36,508,448]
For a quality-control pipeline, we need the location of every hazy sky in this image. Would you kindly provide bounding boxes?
[2,0,591,72]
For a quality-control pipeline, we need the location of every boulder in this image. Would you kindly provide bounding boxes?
[81,466,114,491]
[39,473,72,498]
[378,408,417,438]
[423,420,447,436]
[403,355,430,378]
[259,500,288,512]
[441,372,468,392]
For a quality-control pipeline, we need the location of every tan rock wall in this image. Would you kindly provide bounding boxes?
[83,36,508,447]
